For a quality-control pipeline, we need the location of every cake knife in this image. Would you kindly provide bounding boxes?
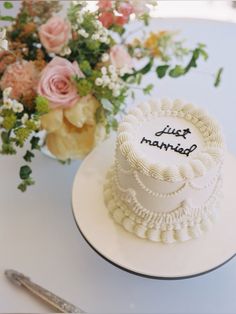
[5,269,84,313]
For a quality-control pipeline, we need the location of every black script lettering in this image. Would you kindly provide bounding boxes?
[184,144,197,156]
[140,137,152,145]
[155,125,169,137]
[155,125,191,139]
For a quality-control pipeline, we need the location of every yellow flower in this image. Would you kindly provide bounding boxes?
[144,31,167,57]
[40,95,103,160]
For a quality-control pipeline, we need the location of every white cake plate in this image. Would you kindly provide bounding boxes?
[72,135,236,279]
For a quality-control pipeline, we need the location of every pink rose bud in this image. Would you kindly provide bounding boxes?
[98,0,112,11]
[99,11,115,28]
[110,45,133,69]
[114,15,129,26]
[118,2,134,17]
[39,16,71,54]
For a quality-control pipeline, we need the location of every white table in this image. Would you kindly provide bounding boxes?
[0,18,236,313]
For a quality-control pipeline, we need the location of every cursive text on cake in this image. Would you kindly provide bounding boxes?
[140,137,197,157]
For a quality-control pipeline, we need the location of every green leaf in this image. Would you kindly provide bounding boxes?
[0,15,14,21]
[19,165,32,180]
[156,65,170,78]
[80,60,92,76]
[143,84,154,95]
[23,150,35,162]
[139,58,154,75]
[18,177,34,192]
[4,2,13,9]
[169,65,185,78]
[35,96,49,115]
[101,99,113,112]
[214,67,223,87]
[30,136,40,150]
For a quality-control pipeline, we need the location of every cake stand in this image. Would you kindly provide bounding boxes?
[72,135,236,279]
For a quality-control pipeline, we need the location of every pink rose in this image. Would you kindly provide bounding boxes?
[0,60,39,100]
[110,45,133,69]
[118,2,134,17]
[37,57,84,109]
[99,11,115,28]
[114,15,129,26]
[98,0,112,11]
[39,16,71,53]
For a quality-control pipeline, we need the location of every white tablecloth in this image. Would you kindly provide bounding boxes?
[0,18,236,313]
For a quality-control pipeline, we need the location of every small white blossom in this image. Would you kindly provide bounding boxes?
[12,100,24,113]
[3,87,12,101]
[91,33,100,41]
[60,46,71,56]
[108,65,116,74]
[76,15,84,24]
[0,28,8,51]
[102,75,110,86]
[49,52,56,58]
[101,67,107,75]
[0,117,4,125]
[113,89,121,97]
[78,29,89,38]
[105,38,110,45]
[95,77,103,86]
[111,73,118,81]
[100,36,108,43]
[34,120,41,129]
[108,82,115,90]
[21,113,29,124]
[101,53,109,63]
[3,99,13,109]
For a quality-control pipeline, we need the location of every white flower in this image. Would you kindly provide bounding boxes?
[102,75,110,86]
[0,27,8,52]
[3,99,13,109]
[3,87,12,101]
[34,120,41,129]
[78,29,89,38]
[100,36,108,43]
[108,82,115,90]
[0,117,4,125]
[105,38,110,45]
[113,89,121,97]
[12,100,24,113]
[21,113,29,124]
[119,65,133,76]
[111,73,118,81]
[108,64,116,74]
[91,33,100,41]
[101,53,109,63]
[95,77,103,86]
[101,66,107,75]
[59,46,71,56]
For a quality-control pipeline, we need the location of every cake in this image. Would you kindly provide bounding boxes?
[104,99,224,244]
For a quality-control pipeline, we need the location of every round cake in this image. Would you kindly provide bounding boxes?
[104,99,224,243]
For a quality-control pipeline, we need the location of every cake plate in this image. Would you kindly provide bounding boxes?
[72,135,236,279]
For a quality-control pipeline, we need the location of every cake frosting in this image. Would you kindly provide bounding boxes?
[104,99,224,243]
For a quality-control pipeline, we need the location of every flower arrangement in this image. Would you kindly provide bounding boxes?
[0,0,222,191]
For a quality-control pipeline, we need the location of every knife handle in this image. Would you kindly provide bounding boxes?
[5,269,84,313]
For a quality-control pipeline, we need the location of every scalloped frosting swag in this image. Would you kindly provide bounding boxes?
[140,124,197,157]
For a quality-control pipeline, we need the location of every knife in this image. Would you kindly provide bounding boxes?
[5,269,84,313]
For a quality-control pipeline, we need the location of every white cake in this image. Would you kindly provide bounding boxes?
[104,99,224,243]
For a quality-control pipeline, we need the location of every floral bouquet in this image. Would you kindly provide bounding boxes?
[0,0,222,191]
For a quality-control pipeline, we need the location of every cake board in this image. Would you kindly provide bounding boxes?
[72,135,236,279]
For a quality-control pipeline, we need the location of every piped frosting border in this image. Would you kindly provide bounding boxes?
[117,99,224,182]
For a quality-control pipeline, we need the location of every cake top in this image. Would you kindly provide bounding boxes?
[117,99,224,182]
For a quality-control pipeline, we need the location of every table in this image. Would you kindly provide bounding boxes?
[0,18,236,313]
